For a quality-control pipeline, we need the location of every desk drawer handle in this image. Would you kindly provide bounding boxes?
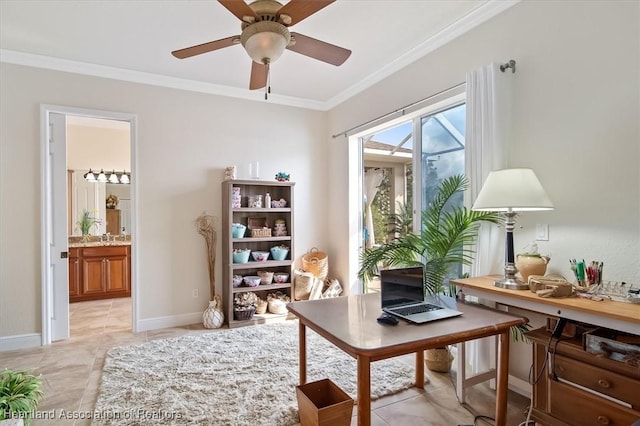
[597,379,610,388]
[597,415,610,425]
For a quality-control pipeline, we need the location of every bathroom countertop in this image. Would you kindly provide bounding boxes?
[68,241,132,248]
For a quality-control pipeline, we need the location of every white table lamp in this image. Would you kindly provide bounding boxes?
[472,168,554,290]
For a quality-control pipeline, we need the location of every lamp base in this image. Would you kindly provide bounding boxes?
[494,277,529,290]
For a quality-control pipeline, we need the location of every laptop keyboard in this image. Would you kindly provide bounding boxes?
[391,303,443,316]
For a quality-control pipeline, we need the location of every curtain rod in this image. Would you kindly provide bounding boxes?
[331,82,465,139]
[332,59,517,139]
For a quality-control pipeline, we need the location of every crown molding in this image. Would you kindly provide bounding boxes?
[324,0,520,110]
[1,0,519,112]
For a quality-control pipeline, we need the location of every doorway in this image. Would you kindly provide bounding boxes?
[41,105,137,344]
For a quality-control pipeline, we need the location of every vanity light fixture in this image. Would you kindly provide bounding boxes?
[108,170,120,184]
[83,169,97,182]
[97,169,108,183]
[119,171,130,184]
[83,169,131,184]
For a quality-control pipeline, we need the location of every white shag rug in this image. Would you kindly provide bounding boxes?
[93,320,415,425]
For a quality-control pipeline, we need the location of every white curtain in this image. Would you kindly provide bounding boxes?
[465,62,509,276]
[460,63,512,383]
[364,169,385,248]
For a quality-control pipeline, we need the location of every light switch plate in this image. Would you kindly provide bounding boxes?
[536,224,549,241]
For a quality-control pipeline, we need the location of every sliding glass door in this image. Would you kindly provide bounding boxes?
[359,99,466,293]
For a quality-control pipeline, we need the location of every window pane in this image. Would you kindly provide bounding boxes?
[420,103,465,211]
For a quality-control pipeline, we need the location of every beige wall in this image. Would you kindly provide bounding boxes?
[0,65,329,338]
[67,123,131,172]
[326,0,639,380]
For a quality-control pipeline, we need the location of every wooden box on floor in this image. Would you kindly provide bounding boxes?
[296,379,353,426]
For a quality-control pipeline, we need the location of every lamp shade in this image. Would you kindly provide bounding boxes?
[472,168,553,212]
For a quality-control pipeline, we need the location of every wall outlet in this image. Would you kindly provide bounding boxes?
[192,288,199,298]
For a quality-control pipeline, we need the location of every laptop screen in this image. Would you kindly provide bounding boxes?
[380,266,425,309]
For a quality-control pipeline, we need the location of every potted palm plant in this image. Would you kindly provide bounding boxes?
[0,369,44,425]
[358,174,502,371]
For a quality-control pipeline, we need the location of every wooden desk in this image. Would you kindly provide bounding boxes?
[286,293,527,426]
[451,275,640,334]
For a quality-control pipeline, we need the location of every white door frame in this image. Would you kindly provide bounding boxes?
[40,104,138,344]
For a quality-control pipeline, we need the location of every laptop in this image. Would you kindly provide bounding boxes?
[380,266,463,324]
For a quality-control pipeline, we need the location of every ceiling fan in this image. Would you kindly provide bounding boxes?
[171,0,351,97]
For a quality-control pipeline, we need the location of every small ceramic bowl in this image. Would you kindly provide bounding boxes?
[232,275,243,287]
[243,276,261,287]
[270,246,289,261]
[273,272,289,283]
[271,199,287,208]
[251,251,270,262]
[231,223,246,239]
[257,271,274,285]
[233,249,251,264]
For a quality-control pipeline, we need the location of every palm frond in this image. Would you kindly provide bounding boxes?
[359,174,501,294]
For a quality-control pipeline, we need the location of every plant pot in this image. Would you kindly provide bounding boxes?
[424,348,453,373]
[0,419,24,426]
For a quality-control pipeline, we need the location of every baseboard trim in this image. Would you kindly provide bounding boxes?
[136,312,202,332]
[508,374,531,398]
[0,333,42,352]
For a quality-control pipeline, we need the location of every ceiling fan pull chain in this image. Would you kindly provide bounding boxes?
[265,59,271,100]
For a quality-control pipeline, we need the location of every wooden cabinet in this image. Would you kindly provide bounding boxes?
[106,209,121,235]
[69,244,131,302]
[68,247,81,298]
[527,327,640,426]
[222,180,295,328]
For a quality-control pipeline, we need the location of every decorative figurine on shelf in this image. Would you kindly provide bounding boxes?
[106,194,118,209]
[224,165,237,181]
[275,172,290,182]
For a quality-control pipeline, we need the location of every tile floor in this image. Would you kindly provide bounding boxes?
[0,297,531,425]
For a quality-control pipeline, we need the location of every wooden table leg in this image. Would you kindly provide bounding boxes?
[357,355,371,426]
[299,321,307,385]
[415,350,424,388]
[495,330,510,426]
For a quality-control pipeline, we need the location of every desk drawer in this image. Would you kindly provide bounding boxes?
[549,380,640,426]
[554,354,640,407]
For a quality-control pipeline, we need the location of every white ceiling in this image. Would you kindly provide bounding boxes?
[0,0,517,110]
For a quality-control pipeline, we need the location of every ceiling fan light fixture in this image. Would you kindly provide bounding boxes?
[240,21,290,64]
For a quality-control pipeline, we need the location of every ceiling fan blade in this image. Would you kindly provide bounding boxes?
[250,61,267,90]
[288,32,351,66]
[218,0,258,23]
[277,0,334,26]
[172,36,239,59]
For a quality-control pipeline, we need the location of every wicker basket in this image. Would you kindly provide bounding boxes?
[302,247,328,280]
[424,348,453,372]
[233,306,256,321]
[251,228,272,238]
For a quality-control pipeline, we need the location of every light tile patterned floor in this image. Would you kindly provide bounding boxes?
[0,298,530,425]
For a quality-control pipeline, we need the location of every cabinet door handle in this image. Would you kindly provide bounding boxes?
[597,415,610,425]
[597,379,610,388]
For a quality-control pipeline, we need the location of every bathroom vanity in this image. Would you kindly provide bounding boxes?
[68,242,131,302]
